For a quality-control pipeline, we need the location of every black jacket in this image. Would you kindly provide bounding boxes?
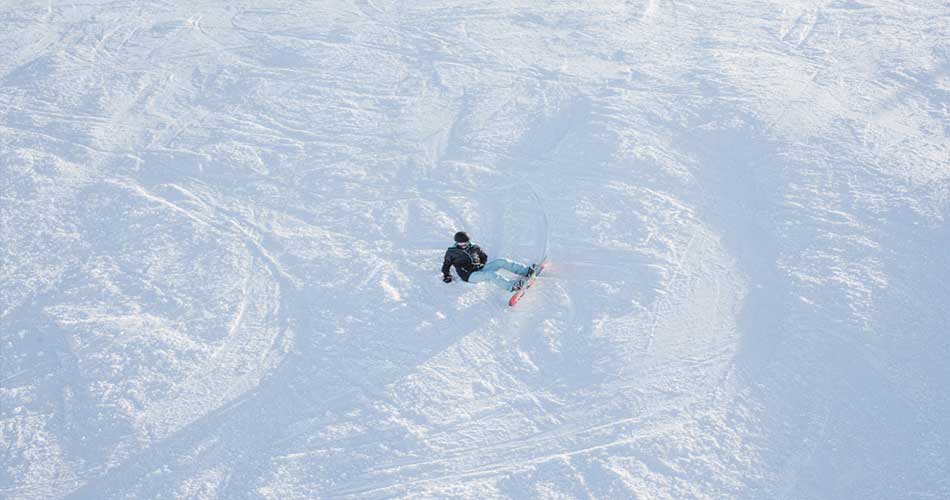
[442,244,487,281]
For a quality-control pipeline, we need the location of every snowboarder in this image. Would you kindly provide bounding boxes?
[442,231,533,291]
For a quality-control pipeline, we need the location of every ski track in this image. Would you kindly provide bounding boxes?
[2,1,949,499]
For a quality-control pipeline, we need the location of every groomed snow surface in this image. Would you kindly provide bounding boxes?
[2,1,949,499]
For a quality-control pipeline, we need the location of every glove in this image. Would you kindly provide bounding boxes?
[442,275,453,283]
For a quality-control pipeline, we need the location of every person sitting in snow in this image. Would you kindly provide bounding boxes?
[441,231,534,291]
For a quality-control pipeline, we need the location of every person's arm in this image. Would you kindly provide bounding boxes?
[477,247,488,265]
[442,249,453,282]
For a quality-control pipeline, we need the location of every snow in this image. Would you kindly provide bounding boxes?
[2,1,949,499]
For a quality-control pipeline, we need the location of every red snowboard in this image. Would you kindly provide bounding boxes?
[508,260,549,307]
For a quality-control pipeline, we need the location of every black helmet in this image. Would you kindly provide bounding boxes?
[454,231,470,243]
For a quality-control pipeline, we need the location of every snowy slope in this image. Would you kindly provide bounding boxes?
[2,1,949,499]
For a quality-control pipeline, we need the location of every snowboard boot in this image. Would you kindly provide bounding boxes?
[524,263,539,279]
[510,279,526,292]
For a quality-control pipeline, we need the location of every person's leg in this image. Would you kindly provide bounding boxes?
[478,259,502,273]
[483,258,531,276]
[467,268,520,291]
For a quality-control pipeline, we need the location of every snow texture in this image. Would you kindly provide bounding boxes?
[2,1,949,499]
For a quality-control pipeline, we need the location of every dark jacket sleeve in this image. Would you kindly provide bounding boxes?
[442,249,453,277]
[477,248,488,266]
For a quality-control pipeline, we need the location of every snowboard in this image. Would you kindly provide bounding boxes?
[508,260,548,307]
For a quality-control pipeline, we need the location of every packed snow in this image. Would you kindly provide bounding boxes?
[2,1,948,499]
